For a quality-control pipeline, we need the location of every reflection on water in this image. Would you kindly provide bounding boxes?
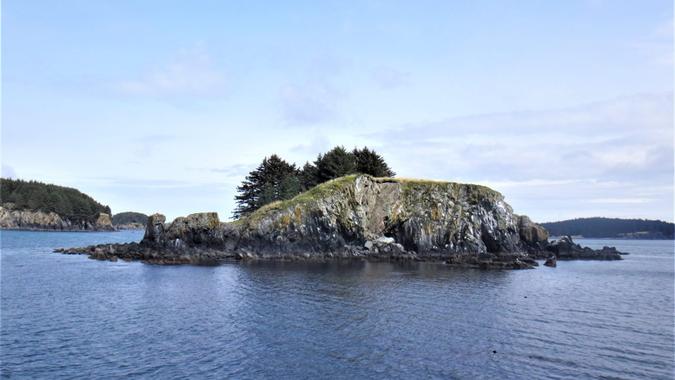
[1,231,673,379]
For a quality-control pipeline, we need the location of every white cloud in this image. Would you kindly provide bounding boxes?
[117,47,227,97]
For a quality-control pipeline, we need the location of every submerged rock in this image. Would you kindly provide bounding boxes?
[544,255,557,267]
[53,175,624,268]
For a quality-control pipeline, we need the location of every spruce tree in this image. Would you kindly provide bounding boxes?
[233,155,302,218]
[299,162,319,190]
[353,147,395,177]
[313,146,358,183]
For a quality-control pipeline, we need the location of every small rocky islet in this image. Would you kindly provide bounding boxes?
[55,175,624,269]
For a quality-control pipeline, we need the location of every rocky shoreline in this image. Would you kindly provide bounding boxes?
[53,175,625,269]
[0,205,115,231]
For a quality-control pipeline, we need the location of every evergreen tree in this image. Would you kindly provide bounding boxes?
[299,162,319,190]
[233,155,302,218]
[353,147,395,177]
[313,146,358,183]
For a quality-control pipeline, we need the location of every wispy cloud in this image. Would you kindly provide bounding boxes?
[209,164,252,180]
[290,135,332,158]
[371,66,410,89]
[631,18,674,66]
[117,47,227,98]
[132,134,177,158]
[280,82,341,125]
[587,197,654,204]
[279,56,347,125]
[1,164,17,179]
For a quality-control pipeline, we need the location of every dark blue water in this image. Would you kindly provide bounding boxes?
[1,231,673,379]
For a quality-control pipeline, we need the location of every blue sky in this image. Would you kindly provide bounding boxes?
[2,0,673,222]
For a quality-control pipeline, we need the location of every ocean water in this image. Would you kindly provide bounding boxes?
[1,230,673,379]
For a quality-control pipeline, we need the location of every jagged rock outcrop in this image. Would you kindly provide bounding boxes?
[54,175,624,267]
[546,235,623,260]
[0,204,114,231]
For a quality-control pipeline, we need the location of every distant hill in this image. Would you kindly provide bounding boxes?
[0,178,113,230]
[1,178,111,222]
[112,212,148,226]
[541,218,674,239]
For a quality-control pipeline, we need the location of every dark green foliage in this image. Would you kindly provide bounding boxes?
[233,155,303,218]
[353,147,395,177]
[300,162,319,189]
[0,178,111,223]
[541,218,674,239]
[302,146,395,186]
[313,146,358,184]
[112,212,148,225]
[233,147,395,218]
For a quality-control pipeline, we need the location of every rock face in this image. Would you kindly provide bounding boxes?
[0,204,114,231]
[232,176,525,258]
[518,215,549,246]
[54,175,625,267]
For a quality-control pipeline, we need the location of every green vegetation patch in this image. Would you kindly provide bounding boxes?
[1,178,111,223]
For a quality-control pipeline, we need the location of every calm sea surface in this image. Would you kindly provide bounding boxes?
[1,230,673,379]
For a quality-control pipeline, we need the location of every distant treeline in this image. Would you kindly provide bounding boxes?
[234,146,394,218]
[0,178,111,223]
[541,218,674,239]
[112,212,148,225]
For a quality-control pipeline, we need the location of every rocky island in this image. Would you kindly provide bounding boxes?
[55,175,624,268]
[0,178,114,231]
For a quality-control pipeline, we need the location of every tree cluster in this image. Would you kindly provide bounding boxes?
[112,212,148,225]
[233,146,394,218]
[0,178,112,223]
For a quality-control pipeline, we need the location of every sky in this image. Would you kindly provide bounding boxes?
[2,0,673,222]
